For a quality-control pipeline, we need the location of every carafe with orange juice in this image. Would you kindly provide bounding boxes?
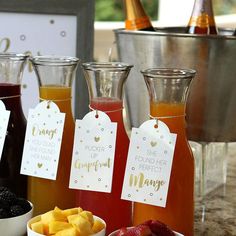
[133,68,196,236]
[28,56,79,215]
[77,62,133,234]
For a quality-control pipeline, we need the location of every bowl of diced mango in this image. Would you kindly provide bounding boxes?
[27,207,106,236]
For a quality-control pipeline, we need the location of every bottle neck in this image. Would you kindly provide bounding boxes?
[124,0,154,30]
[187,0,217,34]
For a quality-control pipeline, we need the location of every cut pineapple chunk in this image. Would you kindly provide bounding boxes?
[49,221,73,234]
[79,211,94,226]
[31,221,44,234]
[68,214,93,236]
[30,206,104,236]
[55,227,79,236]
[41,209,67,225]
[92,219,105,234]
[62,207,83,217]
[54,206,63,212]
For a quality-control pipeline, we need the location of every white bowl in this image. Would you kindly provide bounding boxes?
[27,215,106,236]
[0,201,33,236]
[108,227,183,236]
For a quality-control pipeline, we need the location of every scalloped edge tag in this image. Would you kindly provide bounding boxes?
[20,101,65,180]
[69,110,117,193]
[121,119,177,207]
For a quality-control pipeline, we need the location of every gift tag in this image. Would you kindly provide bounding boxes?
[69,110,117,193]
[121,119,177,207]
[0,101,10,161]
[20,101,65,180]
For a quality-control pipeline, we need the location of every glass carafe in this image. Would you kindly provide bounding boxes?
[78,62,133,234]
[0,53,28,198]
[133,68,196,236]
[28,56,79,215]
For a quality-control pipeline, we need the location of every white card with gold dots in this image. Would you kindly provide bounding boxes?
[69,110,117,193]
[0,101,10,161]
[121,119,177,207]
[20,101,65,180]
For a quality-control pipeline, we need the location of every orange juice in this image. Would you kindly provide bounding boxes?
[133,102,194,236]
[28,86,75,215]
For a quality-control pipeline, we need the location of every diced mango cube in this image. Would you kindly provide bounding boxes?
[79,211,94,226]
[31,221,44,234]
[92,219,105,234]
[55,227,79,236]
[68,214,92,236]
[62,207,83,217]
[41,209,67,225]
[49,221,73,234]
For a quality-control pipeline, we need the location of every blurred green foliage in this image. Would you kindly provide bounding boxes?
[95,0,236,21]
[95,0,158,21]
[214,0,236,15]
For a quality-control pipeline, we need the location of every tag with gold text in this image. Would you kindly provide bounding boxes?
[20,101,65,180]
[69,110,117,193]
[121,119,177,207]
[0,101,10,161]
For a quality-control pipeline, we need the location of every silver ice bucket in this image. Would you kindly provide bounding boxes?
[114,27,236,142]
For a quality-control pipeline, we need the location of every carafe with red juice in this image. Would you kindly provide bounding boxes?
[78,62,133,234]
[0,53,28,198]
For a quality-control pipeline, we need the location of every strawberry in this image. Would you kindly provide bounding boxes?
[125,225,152,236]
[116,227,128,236]
[148,220,175,236]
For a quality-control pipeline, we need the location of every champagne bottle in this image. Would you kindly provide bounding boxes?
[186,0,218,34]
[124,0,155,31]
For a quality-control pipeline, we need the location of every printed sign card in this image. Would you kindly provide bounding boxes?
[20,101,65,180]
[69,110,117,193]
[121,119,177,207]
[0,100,10,161]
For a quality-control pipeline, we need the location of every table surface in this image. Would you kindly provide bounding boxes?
[194,143,236,236]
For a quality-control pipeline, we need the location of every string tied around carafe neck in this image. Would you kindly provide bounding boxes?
[39,97,72,102]
[88,104,124,115]
[0,94,21,100]
[149,114,186,128]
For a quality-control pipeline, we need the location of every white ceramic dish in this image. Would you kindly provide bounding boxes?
[27,215,106,236]
[0,201,33,236]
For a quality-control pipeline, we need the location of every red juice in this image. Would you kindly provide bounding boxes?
[0,83,27,197]
[76,97,132,234]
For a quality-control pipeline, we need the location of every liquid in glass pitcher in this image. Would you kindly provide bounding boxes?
[77,62,133,234]
[28,56,79,215]
[0,53,28,198]
[133,68,196,236]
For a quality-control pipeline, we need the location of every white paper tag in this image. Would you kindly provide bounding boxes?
[20,101,65,180]
[0,100,10,161]
[121,119,177,207]
[69,110,117,193]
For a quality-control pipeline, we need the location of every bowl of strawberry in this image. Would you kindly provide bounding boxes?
[110,220,183,236]
[0,187,33,236]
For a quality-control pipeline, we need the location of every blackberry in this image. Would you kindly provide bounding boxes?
[15,198,32,213]
[0,190,17,205]
[0,199,9,210]
[10,205,25,217]
[0,186,10,193]
[0,208,9,219]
